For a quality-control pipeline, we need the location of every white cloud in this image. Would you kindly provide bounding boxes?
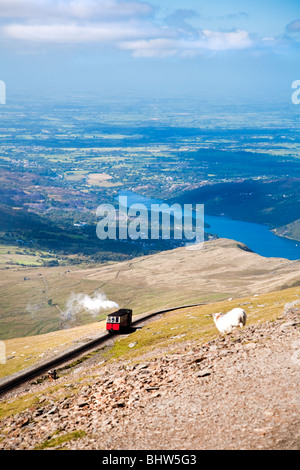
[0,1,276,59]
[201,29,252,51]
[2,19,253,56]
[3,21,159,43]
[0,0,44,18]
[0,0,160,46]
[120,29,253,58]
[0,0,154,20]
[58,0,155,20]
[120,38,179,58]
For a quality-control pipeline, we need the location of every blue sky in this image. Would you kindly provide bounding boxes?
[0,0,299,102]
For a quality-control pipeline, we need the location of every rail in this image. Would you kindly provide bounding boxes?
[0,302,205,396]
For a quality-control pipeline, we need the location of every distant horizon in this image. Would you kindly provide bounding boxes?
[3,84,299,109]
[1,1,300,104]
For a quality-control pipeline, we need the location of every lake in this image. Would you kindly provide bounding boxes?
[118,190,300,261]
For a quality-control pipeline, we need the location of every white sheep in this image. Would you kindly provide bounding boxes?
[212,307,247,334]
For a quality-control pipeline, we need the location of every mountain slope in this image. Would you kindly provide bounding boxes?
[0,288,299,450]
[1,238,299,340]
[171,178,300,237]
[274,218,300,242]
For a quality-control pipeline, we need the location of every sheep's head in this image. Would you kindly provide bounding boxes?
[211,312,222,322]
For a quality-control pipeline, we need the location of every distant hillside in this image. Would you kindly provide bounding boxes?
[171,178,300,239]
[0,204,53,232]
[0,203,184,264]
[274,219,300,242]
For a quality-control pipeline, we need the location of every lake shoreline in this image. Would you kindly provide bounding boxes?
[118,190,300,261]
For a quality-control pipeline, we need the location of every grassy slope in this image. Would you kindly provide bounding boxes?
[0,236,299,379]
[1,238,300,340]
[0,321,106,379]
[0,285,299,422]
[105,286,300,363]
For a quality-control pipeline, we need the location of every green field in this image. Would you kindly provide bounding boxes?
[1,238,299,341]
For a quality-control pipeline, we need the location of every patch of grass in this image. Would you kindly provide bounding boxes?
[34,430,86,450]
[0,381,79,421]
[105,286,300,362]
[0,320,106,379]
[0,393,40,420]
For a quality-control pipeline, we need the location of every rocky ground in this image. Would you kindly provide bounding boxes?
[0,307,300,450]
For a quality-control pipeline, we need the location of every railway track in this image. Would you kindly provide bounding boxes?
[0,303,205,396]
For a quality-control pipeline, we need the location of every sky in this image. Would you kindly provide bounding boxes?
[0,0,299,103]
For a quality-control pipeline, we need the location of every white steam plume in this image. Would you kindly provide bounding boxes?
[61,292,119,326]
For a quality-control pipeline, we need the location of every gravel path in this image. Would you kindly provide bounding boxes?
[0,308,299,450]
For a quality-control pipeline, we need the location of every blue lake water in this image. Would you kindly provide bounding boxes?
[204,214,300,260]
[117,190,300,261]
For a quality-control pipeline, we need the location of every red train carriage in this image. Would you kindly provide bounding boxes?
[106,308,132,333]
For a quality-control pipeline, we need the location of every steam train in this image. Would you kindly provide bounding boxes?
[106,308,132,333]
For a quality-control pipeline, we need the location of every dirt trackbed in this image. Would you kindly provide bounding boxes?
[0,306,299,450]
